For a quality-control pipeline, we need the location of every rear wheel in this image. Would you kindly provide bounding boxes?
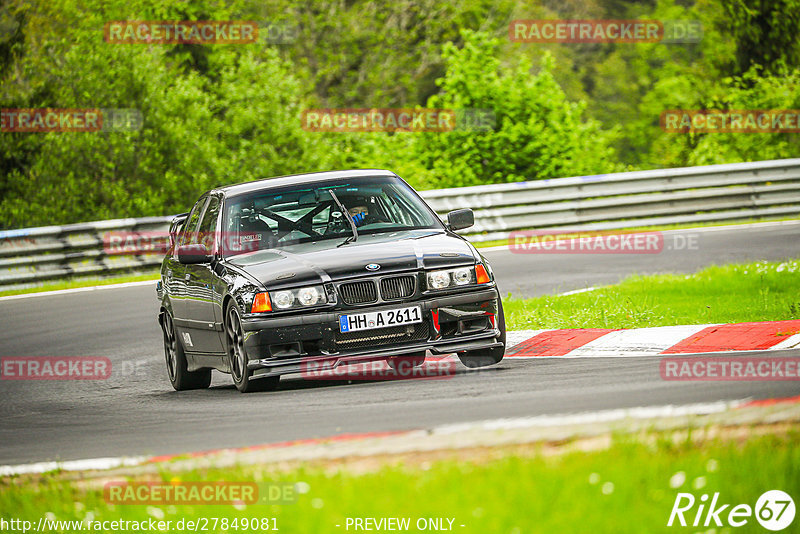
[225,303,279,393]
[162,311,211,390]
[386,351,426,370]
[458,297,506,369]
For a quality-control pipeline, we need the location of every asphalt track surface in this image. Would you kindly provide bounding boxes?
[0,222,799,466]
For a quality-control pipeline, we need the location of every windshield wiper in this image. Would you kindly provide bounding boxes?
[329,190,358,247]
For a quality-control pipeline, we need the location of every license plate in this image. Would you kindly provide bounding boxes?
[339,306,422,333]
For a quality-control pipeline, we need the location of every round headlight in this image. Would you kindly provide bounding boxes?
[274,290,294,309]
[297,287,319,306]
[428,271,451,290]
[453,267,472,285]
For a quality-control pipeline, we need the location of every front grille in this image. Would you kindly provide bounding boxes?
[339,280,378,305]
[335,322,430,350]
[380,275,415,300]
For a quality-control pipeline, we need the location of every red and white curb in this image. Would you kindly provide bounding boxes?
[504,320,800,358]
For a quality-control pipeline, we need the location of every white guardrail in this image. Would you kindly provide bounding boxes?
[1,158,799,290]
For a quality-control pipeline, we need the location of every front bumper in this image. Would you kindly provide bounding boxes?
[241,287,502,376]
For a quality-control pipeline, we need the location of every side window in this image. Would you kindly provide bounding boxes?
[179,197,207,247]
[196,196,221,253]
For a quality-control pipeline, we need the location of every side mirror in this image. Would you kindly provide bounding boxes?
[177,244,212,264]
[446,209,474,231]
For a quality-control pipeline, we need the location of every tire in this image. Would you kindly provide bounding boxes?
[386,351,426,370]
[225,303,280,393]
[458,297,506,369]
[162,310,211,391]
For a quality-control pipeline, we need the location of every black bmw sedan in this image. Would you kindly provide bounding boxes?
[156,170,505,392]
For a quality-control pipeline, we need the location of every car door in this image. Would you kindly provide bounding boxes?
[183,195,226,354]
[171,196,206,345]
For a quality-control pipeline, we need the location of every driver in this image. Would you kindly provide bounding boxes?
[347,204,370,227]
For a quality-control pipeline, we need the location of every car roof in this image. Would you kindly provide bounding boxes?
[215,169,399,198]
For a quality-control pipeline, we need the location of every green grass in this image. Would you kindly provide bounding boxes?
[0,272,159,297]
[504,259,800,330]
[2,430,797,533]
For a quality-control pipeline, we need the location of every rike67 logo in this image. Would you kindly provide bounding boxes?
[668,490,795,531]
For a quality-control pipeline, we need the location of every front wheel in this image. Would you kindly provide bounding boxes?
[162,311,211,390]
[225,303,279,393]
[458,297,506,369]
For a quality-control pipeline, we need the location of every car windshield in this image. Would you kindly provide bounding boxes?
[222,176,442,257]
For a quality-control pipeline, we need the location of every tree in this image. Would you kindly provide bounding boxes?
[720,0,800,77]
[412,30,621,188]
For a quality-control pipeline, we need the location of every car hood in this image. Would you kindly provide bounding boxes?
[227,230,478,288]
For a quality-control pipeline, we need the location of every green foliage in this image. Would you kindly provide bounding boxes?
[631,0,800,167]
[1,0,799,227]
[657,69,800,166]
[0,0,323,226]
[720,0,800,77]
[415,30,621,188]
